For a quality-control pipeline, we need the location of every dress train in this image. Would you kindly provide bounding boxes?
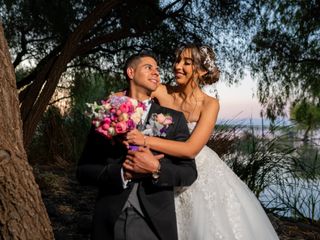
[174,123,279,240]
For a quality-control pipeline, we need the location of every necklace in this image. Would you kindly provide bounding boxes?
[177,94,201,122]
[186,100,198,122]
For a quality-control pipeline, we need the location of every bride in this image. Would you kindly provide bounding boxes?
[125,44,279,239]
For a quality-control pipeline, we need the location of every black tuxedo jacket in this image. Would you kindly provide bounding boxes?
[77,102,197,240]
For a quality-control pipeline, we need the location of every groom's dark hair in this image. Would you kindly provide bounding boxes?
[123,51,158,81]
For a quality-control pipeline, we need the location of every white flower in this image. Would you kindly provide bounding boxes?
[130,99,138,107]
[131,112,142,125]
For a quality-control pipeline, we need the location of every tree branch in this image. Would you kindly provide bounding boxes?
[17,45,62,89]
[49,95,74,105]
[13,31,28,68]
[75,1,189,57]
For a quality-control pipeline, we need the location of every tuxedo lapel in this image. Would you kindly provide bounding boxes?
[144,102,178,139]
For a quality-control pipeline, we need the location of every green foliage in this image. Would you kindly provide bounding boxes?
[290,100,320,140]
[0,0,251,82]
[28,69,126,165]
[28,106,73,165]
[290,101,320,129]
[212,121,320,220]
[68,70,127,161]
[211,121,294,197]
[3,0,319,128]
[249,0,320,119]
[293,144,320,179]
[70,70,126,113]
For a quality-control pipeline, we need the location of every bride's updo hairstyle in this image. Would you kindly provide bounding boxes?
[175,43,220,85]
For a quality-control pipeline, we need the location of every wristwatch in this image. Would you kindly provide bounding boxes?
[152,162,161,180]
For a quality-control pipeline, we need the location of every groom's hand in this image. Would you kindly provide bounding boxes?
[123,168,146,180]
[123,147,164,175]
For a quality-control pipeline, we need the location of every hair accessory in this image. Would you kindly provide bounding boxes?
[200,46,216,73]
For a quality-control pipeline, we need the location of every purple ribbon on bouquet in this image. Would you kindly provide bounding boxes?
[128,144,139,151]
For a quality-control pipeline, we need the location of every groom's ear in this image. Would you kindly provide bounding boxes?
[126,67,135,80]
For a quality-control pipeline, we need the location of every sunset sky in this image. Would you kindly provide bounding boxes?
[215,76,262,120]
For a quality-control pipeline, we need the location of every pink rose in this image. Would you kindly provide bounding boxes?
[138,102,146,110]
[163,117,173,125]
[103,117,111,125]
[101,122,110,130]
[128,105,135,114]
[119,103,130,113]
[157,113,166,124]
[115,121,127,134]
[96,126,111,138]
[116,109,122,116]
[126,119,135,130]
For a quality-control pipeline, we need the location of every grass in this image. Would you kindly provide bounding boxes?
[209,120,320,222]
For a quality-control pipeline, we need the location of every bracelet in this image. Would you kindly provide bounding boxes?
[152,162,161,180]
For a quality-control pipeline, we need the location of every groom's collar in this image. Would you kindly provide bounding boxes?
[142,98,152,106]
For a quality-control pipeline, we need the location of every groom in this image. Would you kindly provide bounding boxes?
[77,52,197,240]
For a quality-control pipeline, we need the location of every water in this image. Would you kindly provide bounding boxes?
[217,122,320,220]
[260,175,320,220]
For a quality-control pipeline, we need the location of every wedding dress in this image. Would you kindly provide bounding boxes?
[174,122,279,240]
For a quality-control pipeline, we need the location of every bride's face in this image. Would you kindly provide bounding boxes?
[174,49,196,86]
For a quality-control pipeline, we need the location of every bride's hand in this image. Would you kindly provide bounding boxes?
[126,129,146,146]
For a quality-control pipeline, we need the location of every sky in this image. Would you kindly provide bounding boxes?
[214,76,263,120]
[214,76,291,126]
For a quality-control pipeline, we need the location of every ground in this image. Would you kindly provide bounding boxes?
[34,164,320,240]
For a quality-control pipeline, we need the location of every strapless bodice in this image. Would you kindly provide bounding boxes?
[187,122,197,133]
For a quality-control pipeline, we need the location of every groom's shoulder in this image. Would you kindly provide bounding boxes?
[155,104,188,124]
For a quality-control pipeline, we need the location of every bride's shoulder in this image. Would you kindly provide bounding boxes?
[204,94,219,108]
[201,95,220,116]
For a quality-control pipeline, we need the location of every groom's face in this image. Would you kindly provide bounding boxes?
[128,56,160,94]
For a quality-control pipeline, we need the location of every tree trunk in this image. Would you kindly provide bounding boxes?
[0,23,54,240]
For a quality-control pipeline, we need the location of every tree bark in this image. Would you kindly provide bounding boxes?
[0,23,54,240]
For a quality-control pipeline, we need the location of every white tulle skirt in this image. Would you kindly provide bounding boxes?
[174,146,279,240]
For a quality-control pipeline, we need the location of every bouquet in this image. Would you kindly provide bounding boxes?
[85,95,146,141]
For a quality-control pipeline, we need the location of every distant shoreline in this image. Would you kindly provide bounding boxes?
[217,118,292,127]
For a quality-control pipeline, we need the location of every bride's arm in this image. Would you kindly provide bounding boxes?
[127,98,219,158]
